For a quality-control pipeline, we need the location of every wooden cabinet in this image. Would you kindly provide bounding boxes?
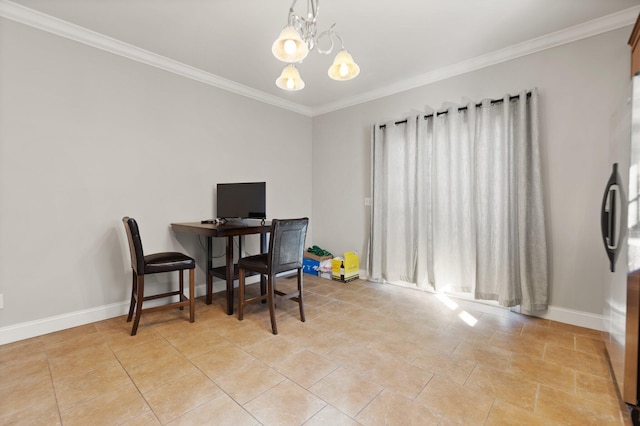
[630,13,640,76]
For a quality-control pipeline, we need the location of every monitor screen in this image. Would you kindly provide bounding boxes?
[216,182,266,220]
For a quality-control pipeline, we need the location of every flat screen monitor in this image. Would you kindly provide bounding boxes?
[216,182,266,220]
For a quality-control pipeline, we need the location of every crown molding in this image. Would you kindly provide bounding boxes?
[311,6,640,116]
[1,0,638,118]
[0,0,313,117]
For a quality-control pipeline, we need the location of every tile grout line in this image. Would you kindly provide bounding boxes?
[533,383,541,415]
[44,349,64,426]
[109,332,162,425]
[187,346,262,425]
[352,386,385,421]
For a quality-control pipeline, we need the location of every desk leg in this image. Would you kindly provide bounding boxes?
[260,232,267,298]
[225,236,234,315]
[206,236,213,305]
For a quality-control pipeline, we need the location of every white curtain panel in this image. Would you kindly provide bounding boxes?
[371,117,420,284]
[369,89,548,311]
[430,104,477,294]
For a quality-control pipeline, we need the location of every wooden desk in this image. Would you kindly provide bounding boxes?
[171,221,271,315]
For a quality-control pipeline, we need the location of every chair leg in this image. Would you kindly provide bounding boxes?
[268,274,277,335]
[297,268,305,323]
[127,271,137,322]
[179,270,184,311]
[131,274,144,336]
[189,268,195,323]
[260,274,267,304]
[238,268,245,321]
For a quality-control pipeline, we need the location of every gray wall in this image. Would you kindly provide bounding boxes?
[311,27,632,317]
[0,18,312,328]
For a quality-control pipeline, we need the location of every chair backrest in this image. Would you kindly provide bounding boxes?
[122,217,145,274]
[268,218,309,274]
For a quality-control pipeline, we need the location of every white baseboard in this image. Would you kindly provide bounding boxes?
[429,292,607,331]
[0,280,209,345]
[0,300,131,345]
[521,305,607,332]
[371,276,608,332]
[0,277,607,345]
[434,292,607,331]
[445,293,607,331]
[0,275,267,345]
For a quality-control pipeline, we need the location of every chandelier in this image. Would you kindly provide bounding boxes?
[272,0,360,91]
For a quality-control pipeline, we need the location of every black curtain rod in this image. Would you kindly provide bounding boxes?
[379,91,532,129]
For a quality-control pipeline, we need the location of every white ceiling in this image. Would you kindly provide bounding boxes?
[3,0,640,115]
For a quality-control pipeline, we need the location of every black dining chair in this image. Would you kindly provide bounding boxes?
[237,217,309,334]
[122,217,196,336]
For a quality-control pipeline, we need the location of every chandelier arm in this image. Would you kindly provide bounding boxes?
[289,0,299,19]
[309,0,319,20]
[333,32,345,50]
[316,24,345,55]
[289,0,319,25]
[288,0,304,28]
[315,30,333,55]
[288,0,321,50]
[287,2,297,27]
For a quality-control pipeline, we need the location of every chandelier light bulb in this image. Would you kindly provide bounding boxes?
[272,26,309,63]
[276,64,305,91]
[339,63,348,77]
[284,39,297,55]
[328,49,360,81]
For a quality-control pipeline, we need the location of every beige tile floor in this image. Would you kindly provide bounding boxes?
[0,275,632,425]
